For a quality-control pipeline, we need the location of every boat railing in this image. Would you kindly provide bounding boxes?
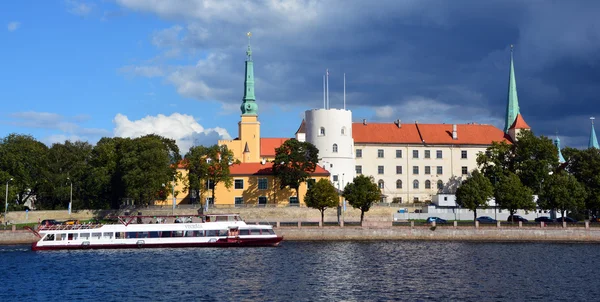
[38,224,104,231]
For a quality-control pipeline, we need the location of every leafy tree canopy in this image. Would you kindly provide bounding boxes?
[538,171,586,219]
[455,170,494,220]
[304,178,339,224]
[562,147,600,211]
[342,175,380,224]
[494,171,535,217]
[272,139,319,197]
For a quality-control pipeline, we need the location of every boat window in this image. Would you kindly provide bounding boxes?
[43,234,55,241]
[250,229,261,235]
[103,232,113,239]
[68,233,75,240]
[115,232,123,239]
[266,229,275,235]
[173,231,184,237]
[126,232,137,239]
[149,232,160,238]
[216,216,228,222]
[160,231,172,238]
[261,229,274,235]
[92,233,102,240]
[56,234,67,241]
[206,230,218,237]
[193,230,204,237]
[219,230,228,236]
[137,232,149,238]
[239,229,250,235]
[80,233,90,240]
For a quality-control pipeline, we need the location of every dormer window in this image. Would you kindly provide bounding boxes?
[319,127,325,136]
[332,144,338,153]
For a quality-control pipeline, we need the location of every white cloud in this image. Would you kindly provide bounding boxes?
[113,113,232,152]
[119,65,164,77]
[66,0,93,16]
[7,21,20,32]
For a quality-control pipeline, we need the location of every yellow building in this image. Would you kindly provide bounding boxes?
[159,34,330,207]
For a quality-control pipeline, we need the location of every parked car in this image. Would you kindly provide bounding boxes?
[476,216,497,223]
[426,217,447,224]
[556,216,577,223]
[40,219,60,226]
[534,216,555,223]
[506,215,528,222]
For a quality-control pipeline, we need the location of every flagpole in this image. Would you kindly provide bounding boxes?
[326,69,329,109]
[323,75,326,109]
[343,73,346,110]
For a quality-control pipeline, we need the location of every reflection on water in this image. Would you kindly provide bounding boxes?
[1,241,599,301]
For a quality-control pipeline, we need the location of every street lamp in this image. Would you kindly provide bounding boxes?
[172,177,176,216]
[67,177,73,216]
[4,178,13,225]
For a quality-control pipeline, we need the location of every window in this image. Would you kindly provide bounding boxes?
[436,150,442,159]
[320,127,325,136]
[355,165,362,174]
[396,150,402,158]
[206,180,215,190]
[413,197,419,203]
[436,166,443,175]
[396,179,403,189]
[333,175,339,182]
[396,166,402,174]
[462,166,468,175]
[378,166,384,174]
[377,149,384,158]
[341,127,346,135]
[356,149,362,158]
[234,179,244,189]
[425,150,431,158]
[332,143,338,153]
[307,179,316,189]
[289,196,299,205]
[461,150,467,159]
[258,178,268,190]
[425,180,431,189]
[413,166,419,175]
[258,196,267,205]
[234,197,244,206]
[413,150,419,158]
[378,180,384,189]
[413,180,419,189]
[437,180,444,191]
[425,166,431,175]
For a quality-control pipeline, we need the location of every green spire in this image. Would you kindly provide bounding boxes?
[241,32,258,115]
[589,117,599,149]
[504,45,520,133]
[554,134,565,163]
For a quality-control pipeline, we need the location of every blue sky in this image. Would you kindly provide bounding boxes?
[2,0,600,152]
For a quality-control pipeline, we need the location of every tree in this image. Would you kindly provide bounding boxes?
[455,170,494,221]
[495,172,535,220]
[272,139,319,198]
[342,175,380,225]
[538,172,586,221]
[184,145,211,208]
[206,145,239,204]
[563,147,600,215]
[304,178,339,225]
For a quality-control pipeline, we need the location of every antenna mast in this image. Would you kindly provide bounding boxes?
[343,73,346,110]
[326,69,330,109]
[323,75,326,109]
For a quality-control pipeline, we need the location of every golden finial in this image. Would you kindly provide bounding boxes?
[247,32,252,37]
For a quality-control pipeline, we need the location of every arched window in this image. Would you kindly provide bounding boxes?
[378,179,384,189]
[319,127,325,136]
[396,179,402,189]
[332,143,338,153]
[413,180,419,189]
[437,180,444,191]
[425,180,431,189]
[341,126,346,135]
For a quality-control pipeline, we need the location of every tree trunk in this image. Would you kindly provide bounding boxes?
[561,209,565,222]
[211,182,216,206]
[321,209,325,225]
[360,210,364,225]
[473,209,477,222]
[510,209,515,222]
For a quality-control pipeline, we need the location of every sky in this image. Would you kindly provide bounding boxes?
[2,0,600,152]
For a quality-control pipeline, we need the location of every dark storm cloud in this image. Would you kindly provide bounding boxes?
[117,0,600,148]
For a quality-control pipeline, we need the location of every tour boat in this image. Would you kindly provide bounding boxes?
[26,214,283,251]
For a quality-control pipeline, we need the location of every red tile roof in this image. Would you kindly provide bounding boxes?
[260,138,289,157]
[509,113,531,130]
[229,162,330,176]
[353,122,510,145]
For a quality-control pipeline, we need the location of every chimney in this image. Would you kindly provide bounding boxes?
[363,119,367,125]
[452,124,458,140]
[394,119,401,128]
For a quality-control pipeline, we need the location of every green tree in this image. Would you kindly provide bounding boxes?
[206,145,239,204]
[563,147,600,215]
[304,178,339,225]
[538,172,586,221]
[184,145,211,208]
[272,139,319,198]
[495,172,535,220]
[0,134,49,209]
[455,170,494,221]
[342,175,380,225]
[87,137,124,209]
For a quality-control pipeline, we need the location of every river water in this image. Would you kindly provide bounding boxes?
[1,241,598,301]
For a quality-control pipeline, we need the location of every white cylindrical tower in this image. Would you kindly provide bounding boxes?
[305,108,356,190]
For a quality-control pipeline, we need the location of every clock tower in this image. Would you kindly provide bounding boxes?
[238,32,261,163]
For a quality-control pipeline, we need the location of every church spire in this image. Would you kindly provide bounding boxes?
[241,32,258,115]
[589,117,599,149]
[504,45,520,133]
[554,134,565,164]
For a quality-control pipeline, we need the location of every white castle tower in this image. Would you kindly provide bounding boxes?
[303,72,356,190]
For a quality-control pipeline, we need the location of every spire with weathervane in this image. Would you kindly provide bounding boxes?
[589,117,599,149]
[554,133,566,164]
[504,45,520,133]
[241,32,258,116]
